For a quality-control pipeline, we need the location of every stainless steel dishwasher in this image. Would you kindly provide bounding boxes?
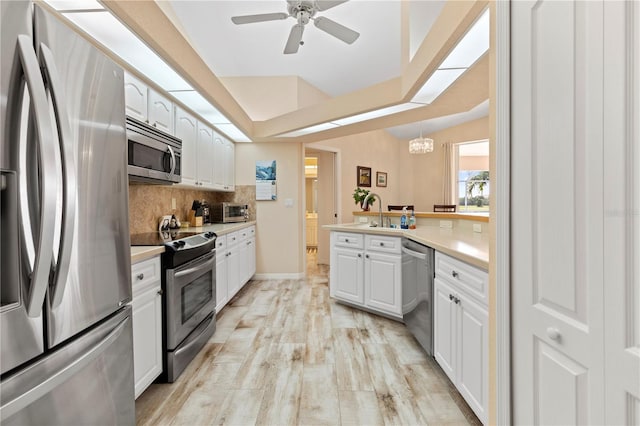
[402,239,435,356]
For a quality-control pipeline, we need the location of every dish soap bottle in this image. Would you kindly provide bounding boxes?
[400,207,408,229]
[409,210,416,229]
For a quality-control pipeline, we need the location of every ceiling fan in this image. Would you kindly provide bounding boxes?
[231,0,360,54]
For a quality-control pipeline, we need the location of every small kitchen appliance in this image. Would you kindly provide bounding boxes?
[211,202,249,223]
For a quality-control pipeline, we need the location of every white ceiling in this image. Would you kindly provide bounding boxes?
[45,0,489,142]
[164,0,488,140]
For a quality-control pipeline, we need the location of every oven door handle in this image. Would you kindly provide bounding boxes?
[174,252,215,281]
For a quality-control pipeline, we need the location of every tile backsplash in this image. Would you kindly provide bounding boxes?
[128,184,256,234]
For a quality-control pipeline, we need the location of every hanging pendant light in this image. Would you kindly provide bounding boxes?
[409,130,434,154]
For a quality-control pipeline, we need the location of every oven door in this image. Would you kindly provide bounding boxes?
[165,251,215,350]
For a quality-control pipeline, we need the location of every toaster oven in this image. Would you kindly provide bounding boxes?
[210,203,248,223]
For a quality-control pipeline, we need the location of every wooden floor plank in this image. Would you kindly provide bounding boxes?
[299,364,340,426]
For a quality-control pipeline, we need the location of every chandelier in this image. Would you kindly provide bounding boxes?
[409,131,434,154]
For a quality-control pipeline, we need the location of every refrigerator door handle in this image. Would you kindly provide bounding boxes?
[38,43,76,308]
[16,35,58,318]
[0,315,129,421]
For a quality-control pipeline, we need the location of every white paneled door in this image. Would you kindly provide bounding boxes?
[512,1,639,424]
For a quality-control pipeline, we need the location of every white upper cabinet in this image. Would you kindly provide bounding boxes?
[196,122,214,188]
[213,134,235,192]
[147,89,174,135]
[174,107,197,186]
[123,73,148,123]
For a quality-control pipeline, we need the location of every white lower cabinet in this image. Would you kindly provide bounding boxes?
[330,232,402,318]
[131,256,163,399]
[433,252,488,425]
[215,226,256,314]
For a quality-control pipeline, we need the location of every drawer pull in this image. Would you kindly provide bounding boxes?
[357,253,362,258]
[452,270,459,278]
[454,297,460,304]
[365,254,370,259]
[379,242,384,246]
[345,238,350,243]
[136,273,144,280]
[449,294,454,301]
[157,289,163,296]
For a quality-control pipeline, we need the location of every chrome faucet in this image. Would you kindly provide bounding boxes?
[363,192,383,227]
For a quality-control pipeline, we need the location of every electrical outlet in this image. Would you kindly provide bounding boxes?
[440,220,453,229]
[359,217,369,223]
[171,198,176,210]
[473,223,482,233]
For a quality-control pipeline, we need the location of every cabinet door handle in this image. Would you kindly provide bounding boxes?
[357,253,362,258]
[345,238,349,243]
[379,242,384,246]
[157,289,163,296]
[365,254,370,259]
[136,273,144,280]
[454,297,460,304]
[452,270,459,278]
[449,294,454,301]
[546,327,562,342]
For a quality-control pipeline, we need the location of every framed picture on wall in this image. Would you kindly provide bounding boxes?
[376,171,387,187]
[357,166,372,187]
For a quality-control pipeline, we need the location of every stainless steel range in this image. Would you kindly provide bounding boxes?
[130,231,217,382]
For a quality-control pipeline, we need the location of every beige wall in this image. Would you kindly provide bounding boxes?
[409,116,490,212]
[314,150,336,265]
[235,142,305,276]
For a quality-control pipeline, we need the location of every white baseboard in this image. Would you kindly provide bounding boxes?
[251,272,305,280]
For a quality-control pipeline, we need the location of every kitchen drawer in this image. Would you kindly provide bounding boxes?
[365,234,401,254]
[435,251,488,306]
[215,235,227,251]
[132,256,161,294]
[226,231,240,247]
[247,225,256,238]
[237,227,249,242]
[333,232,364,249]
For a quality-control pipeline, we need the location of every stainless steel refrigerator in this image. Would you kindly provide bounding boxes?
[1,2,134,424]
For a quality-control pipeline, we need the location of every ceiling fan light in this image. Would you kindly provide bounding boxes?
[409,137,434,154]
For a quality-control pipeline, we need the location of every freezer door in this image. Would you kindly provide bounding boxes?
[33,5,132,348]
[0,307,135,425]
[1,0,49,375]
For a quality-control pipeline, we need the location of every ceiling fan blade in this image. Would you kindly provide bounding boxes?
[313,16,359,44]
[231,13,289,25]
[284,24,305,54]
[315,0,349,11]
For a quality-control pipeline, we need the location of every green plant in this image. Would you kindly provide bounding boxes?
[353,187,375,205]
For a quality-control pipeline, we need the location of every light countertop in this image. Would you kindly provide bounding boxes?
[130,221,255,262]
[130,246,165,264]
[324,223,489,270]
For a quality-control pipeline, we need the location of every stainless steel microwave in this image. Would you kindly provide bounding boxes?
[126,116,182,184]
[211,203,249,223]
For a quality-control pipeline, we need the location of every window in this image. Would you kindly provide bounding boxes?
[456,140,489,212]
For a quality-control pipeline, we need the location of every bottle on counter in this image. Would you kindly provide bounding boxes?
[409,210,416,229]
[400,207,408,229]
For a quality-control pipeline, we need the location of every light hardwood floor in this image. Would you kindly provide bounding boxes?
[136,253,481,426]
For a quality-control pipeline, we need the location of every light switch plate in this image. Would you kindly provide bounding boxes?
[284,198,294,207]
[473,223,482,233]
[440,220,453,229]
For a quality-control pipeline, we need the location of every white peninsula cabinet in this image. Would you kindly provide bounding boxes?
[329,232,402,319]
[131,255,163,399]
[433,251,488,425]
[215,225,256,314]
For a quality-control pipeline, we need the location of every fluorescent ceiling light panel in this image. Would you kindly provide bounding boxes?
[279,123,341,138]
[331,102,425,126]
[412,69,466,104]
[439,9,489,69]
[43,0,103,11]
[214,124,251,143]
[63,11,192,91]
[168,91,230,125]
